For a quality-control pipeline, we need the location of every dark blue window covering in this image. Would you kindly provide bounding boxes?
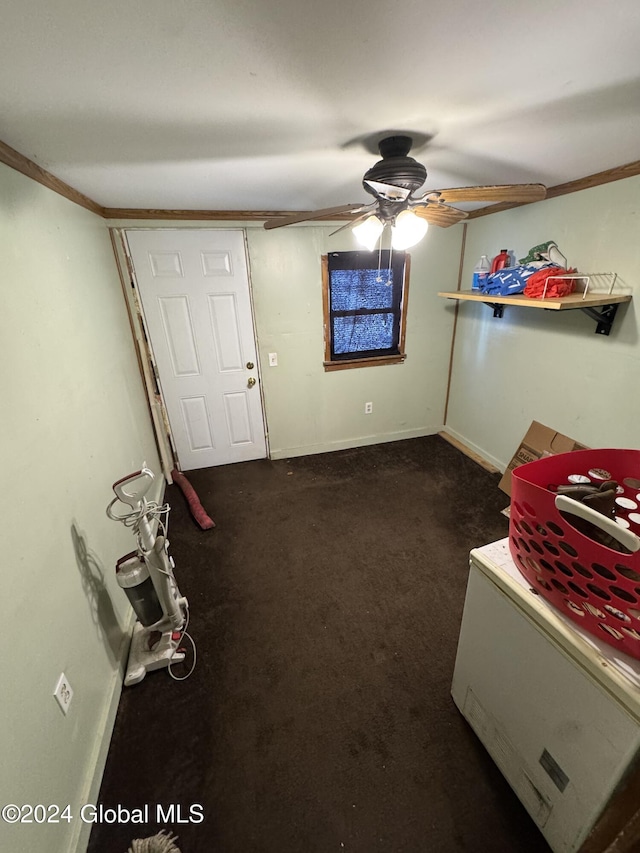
[330,269,395,311]
[333,312,395,354]
[327,251,405,361]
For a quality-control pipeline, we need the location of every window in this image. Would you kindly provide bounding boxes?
[321,250,410,371]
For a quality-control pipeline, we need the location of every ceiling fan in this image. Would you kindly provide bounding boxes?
[263,134,547,250]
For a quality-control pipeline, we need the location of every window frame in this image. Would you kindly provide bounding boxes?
[321,251,410,372]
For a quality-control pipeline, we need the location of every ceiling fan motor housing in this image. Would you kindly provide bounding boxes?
[363,135,428,198]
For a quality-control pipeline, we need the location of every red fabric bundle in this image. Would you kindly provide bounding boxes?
[523,267,575,298]
[171,469,215,530]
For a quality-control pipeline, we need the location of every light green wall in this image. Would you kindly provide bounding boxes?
[247,223,462,457]
[109,219,464,458]
[17,171,637,853]
[445,176,640,469]
[1,165,161,853]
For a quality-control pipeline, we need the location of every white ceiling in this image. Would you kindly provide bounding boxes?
[2,0,640,212]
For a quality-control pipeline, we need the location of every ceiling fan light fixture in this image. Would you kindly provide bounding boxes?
[391,209,429,250]
[352,214,384,251]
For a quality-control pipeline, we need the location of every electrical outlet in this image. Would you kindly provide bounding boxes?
[364,402,373,414]
[268,352,278,367]
[53,673,74,715]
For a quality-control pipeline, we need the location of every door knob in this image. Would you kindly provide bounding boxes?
[247,377,256,388]
[246,362,254,370]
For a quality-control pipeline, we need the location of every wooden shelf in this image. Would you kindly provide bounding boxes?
[438,289,631,310]
[438,289,632,335]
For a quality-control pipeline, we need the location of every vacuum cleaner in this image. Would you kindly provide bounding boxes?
[107,467,195,686]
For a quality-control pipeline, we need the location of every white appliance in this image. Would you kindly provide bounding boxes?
[452,538,640,853]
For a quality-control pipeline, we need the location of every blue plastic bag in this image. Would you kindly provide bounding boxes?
[479,263,555,296]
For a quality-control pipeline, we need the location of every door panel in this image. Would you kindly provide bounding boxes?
[181,396,215,452]
[126,229,266,470]
[224,392,253,445]
[209,293,243,370]
[158,296,201,376]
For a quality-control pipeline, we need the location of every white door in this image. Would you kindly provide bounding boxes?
[125,229,267,470]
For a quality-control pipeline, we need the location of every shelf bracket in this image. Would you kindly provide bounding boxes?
[479,300,622,334]
[484,302,505,318]
[579,303,620,336]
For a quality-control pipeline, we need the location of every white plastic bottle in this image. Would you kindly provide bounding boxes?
[472,255,491,290]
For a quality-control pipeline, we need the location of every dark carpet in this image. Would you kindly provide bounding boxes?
[89,435,550,853]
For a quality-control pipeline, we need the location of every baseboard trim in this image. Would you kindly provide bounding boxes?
[269,426,442,460]
[439,428,502,474]
[71,611,135,853]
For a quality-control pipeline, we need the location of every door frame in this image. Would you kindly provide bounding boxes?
[109,226,269,477]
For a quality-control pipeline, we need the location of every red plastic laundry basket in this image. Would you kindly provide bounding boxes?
[509,449,640,659]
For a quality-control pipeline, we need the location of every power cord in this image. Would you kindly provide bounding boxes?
[168,607,197,682]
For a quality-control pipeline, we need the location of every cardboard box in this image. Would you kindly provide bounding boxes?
[499,421,589,496]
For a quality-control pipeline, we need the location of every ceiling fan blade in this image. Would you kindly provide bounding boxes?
[263,204,367,230]
[433,183,547,204]
[329,210,375,237]
[412,202,468,227]
[363,180,412,202]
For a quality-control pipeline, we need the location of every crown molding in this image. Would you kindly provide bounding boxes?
[467,159,640,220]
[100,208,354,221]
[2,136,639,224]
[0,139,105,216]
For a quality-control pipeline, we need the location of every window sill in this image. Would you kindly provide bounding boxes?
[323,353,406,372]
